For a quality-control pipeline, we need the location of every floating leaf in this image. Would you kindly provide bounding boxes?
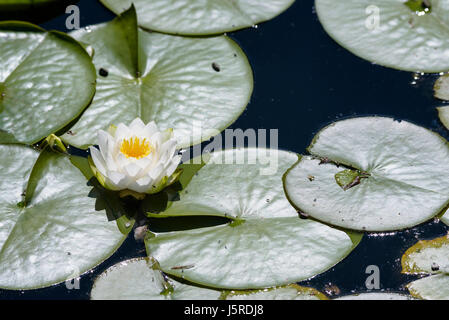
[434,75,449,101]
[437,106,449,132]
[402,233,449,274]
[0,22,96,144]
[145,148,361,289]
[335,292,414,300]
[61,7,253,149]
[90,258,221,300]
[403,234,449,299]
[407,274,449,300]
[99,0,295,35]
[90,258,327,300]
[315,0,449,72]
[0,145,128,289]
[284,117,449,232]
[225,285,328,300]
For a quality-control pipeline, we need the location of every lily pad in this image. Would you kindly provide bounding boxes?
[91,258,221,300]
[226,285,328,300]
[434,75,449,101]
[402,233,449,274]
[90,258,328,300]
[407,274,449,299]
[61,7,253,149]
[403,234,449,299]
[335,292,413,300]
[284,117,449,232]
[437,106,449,131]
[0,22,96,145]
[315,0,449,72]
[99,0,295,35]
[145,148,361,289]
[0,145,128,289]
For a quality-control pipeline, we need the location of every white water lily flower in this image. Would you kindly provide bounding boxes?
[88,118,182,197]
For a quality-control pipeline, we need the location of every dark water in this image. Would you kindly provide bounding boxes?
[1,0,448,299]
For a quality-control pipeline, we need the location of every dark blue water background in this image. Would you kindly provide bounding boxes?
[1,0,448,299]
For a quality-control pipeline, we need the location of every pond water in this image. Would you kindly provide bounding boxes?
[1,0,448,299]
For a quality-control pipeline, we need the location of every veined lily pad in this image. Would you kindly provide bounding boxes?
[284,117,449,232]
[335,292,414,300]
[145,148,361,289]
[0,145,128,289]
[91,258,221,300]
[315,0,449,72]
[90,258,327,300]
[61,7,253,149]
[99,0,295,35]
[402,233,449,274]
[0,22,96,145]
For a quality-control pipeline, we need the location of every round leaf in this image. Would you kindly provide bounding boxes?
[145,148,361,289]
[0,22,96,144]
[402,233,449,274]
[434,75,449,101]
[407,274,449,300]
[0,146,127,289]
[90,258,327,300]
[61,8,253,149]
[437,106,449,131]
[284,117,449,232]
[315,0,449,72]
[90,258,222,300]
[226,285,328,300]
[99,0,295,35]
[335,292,413,300]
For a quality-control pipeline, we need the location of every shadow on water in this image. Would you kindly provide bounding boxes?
[0,0,80,24]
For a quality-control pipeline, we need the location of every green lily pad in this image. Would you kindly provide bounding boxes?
[61,7,253,149]
[0,21,96,145]
[99,0,295,35]
[403,234,449,299]
[434,75,449,101]
[407,274,449,299]
[284,117,449,232]
[402,233,449,274]
[91,258,221,300]
[226,285,328,300]
[0,145,128,289]
[145,148,361,289]
[315,0,449,72]
[335,292,414,300]
[437,106,449,131]
[90,257,328,300]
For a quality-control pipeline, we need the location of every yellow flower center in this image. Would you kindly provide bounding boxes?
[120,137,151,159]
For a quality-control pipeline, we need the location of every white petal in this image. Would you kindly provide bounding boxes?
[89,147,107,177]
[159,139,177,164]
[141,121,158,138]
[148,163,165,182]
[115,123,131,140]
[166,155,182,177]
[106,171,129,189]
[128,176,153,193]
[129,118,145,131]
[98,130,112,160]
[160,128,174,143]
[124,162,141,177]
